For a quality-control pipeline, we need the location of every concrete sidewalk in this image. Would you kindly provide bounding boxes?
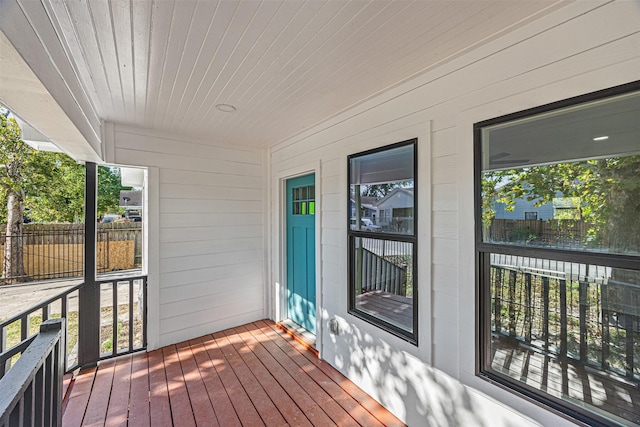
[0,280,81,321]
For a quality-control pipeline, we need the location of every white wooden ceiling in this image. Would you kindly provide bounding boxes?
[43,0,570,148]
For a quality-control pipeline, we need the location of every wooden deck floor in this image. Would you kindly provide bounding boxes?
[62,319,405,427]
[492,338,640,424]
[356,291,413,331]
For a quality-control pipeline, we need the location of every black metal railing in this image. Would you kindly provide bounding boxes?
[0,224,142,284]
[0,284,81,374]
[0,318,64,427]
[361,248,406,295]
[96,275,147,358]
[490,257,640,380]
[0,274,147,377]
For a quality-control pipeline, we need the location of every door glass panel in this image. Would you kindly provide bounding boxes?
[292,184,316,215]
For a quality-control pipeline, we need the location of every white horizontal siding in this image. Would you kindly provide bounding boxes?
[112,125,264,347]
[270,2,639,426]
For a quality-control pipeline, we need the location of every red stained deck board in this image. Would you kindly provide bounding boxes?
[148,349,172,427]
[175,341,219,427]
[105,355,132,427]
[265,320,405,427]
[128,352,151,426]
[62,320,406,427]
[223,327,314,427]
[234,324,351,426]
[81,359,116,427]
[62,366,96,427]
[211,330,287,426]
[63,373,73,402]
[200,334,265,426]
[188,337,242,427]
[258,320,395,427]
[162,345,197,427]
[255,321,380,426]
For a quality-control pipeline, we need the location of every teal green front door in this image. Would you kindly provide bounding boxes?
[286,174,316,334]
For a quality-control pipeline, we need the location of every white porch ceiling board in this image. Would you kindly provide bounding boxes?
[52,0,112,117]
[131,0,152,124]
[178,1,263,132]
[30,0,571,150]
[44,0,101,114]
[207,0,346,133]
[192,1,308,123]
[215,0,391,136]
[178,1,284,131]
[242,0,487,136]
[110,0,135,121]
[166,0,243,130]
[86,0,125,119]
[144,0,174,126]
[384,1,549,77]
[241,0,446,135]
[15,0,101,134]
[151,0,199,130]
[268,1,565,138]
[160,0,220,129]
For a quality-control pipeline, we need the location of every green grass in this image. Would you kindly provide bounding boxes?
[2,312,79,368]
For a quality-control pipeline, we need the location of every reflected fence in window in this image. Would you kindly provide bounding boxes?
[360,238,412,295]
[488,253,639,424]
[353,237,414,332]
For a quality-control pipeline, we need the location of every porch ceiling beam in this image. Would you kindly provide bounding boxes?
[0,0,102,162]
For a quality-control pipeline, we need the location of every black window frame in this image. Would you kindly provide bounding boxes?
[474,80,640,426]
[347,138,418,344]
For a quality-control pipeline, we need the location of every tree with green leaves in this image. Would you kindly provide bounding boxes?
[0,113,32,282]
[360,182,411,199]
[0,111,131,284]
[482,155,640,253]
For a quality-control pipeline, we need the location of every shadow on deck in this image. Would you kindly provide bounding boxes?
[62,319,405,426]
[492,338,640,424]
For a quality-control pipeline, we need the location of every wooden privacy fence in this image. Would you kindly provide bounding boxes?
[0,223,142,283]
[490,219,590,247]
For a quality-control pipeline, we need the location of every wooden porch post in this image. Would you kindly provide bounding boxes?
[78,162,99,366]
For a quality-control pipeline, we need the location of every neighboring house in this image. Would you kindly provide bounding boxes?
[493,194,580,221]
[119,190,143,220]
[494,198,554,220]
[349,196,379,221]
[375,187,414,231]
[1,2,638,426]
[119,190,142,210]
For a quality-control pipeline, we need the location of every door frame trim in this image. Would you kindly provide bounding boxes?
[274,161,322,356]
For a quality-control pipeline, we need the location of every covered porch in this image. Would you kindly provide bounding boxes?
[62,320,404,427]
[1,1,639,426]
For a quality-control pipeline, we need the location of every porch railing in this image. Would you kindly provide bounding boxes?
[361,248,406,295]
[0,284,81,374]
[0,275,147,378]
[490,261,639,380]
[0,319,64,427]
[96,275,147,358]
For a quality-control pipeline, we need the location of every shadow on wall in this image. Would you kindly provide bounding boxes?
[328,318,540,427]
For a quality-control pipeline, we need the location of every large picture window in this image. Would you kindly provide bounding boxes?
[475,81,640,425]
[348,140,417,343]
